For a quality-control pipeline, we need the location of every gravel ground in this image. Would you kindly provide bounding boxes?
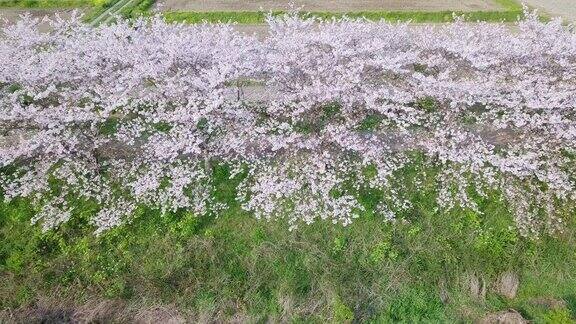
[523,0,576,22]
[154,0,501,12]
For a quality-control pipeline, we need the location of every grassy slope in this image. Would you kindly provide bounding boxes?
[1,158,575,322]
[0,0,153,23]
[120,0,154,18]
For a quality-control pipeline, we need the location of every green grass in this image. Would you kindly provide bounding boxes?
[120,0,154,18]
[0,0,152,24]
[1,158,575,322]
[0,0,108,8]
[0,0,119,24]
[493,0,524,11]
[84,0,155,25]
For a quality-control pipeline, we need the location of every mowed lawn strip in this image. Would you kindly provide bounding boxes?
[493,0,523,10]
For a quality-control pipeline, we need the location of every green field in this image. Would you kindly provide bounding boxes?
[1,159,575,322]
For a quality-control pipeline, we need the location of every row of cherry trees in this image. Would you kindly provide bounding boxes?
[1,11,575,236]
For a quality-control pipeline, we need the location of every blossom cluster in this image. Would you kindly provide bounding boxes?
[1,12,575,236]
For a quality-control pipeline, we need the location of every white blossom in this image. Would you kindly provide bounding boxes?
[0,11,575,236]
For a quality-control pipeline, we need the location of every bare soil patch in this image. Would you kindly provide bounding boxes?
[523,0,576,22]
[154,0,502,13]
[0,9,81,31]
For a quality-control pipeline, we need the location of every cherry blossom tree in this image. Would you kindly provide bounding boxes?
[1,11,575,236]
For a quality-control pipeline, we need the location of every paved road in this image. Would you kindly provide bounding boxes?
[524,0,576,22]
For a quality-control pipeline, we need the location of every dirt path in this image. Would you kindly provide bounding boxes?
[0,9,81,32]
[154,0,501,12]
[523,0,576,22]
